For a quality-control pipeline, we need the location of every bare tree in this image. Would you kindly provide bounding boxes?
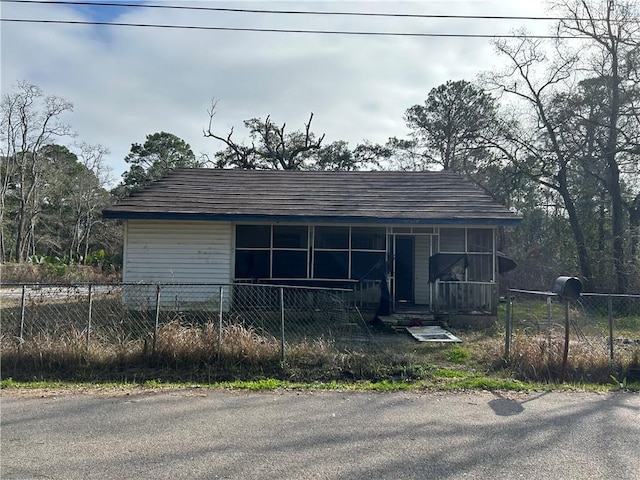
[485,0,640,292]
[550,0,640,291]
[486,35,597,286]
[204,100,326,170]
[0,81,74,262]
[71,142,112,262]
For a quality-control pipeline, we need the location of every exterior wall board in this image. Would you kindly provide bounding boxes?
[125,220,231,284]
[123,220,232,309]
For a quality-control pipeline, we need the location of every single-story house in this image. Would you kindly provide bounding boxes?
[102,169,521,317]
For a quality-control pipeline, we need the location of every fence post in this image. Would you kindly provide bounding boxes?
[608,295,614,364]
[218,285,223,362]
[280,287,285,363]
[560,300,570,383]
[86,284,93,354]
[19,285,26,351]
[504,290,512,360]
[546,295,553,353]
[152,284,161,354]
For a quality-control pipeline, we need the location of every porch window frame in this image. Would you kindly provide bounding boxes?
[311,225,387,281]
[437,227,496,283]
[234,224,310,280]
[234,224,388,282]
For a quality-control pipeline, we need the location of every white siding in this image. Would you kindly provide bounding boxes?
[414,236,431,305]
[122,220,232,309]
[124,220,231,283]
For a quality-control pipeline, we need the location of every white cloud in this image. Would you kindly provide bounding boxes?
[1,0,550,184]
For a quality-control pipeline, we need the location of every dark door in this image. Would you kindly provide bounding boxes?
[395,236,414,304]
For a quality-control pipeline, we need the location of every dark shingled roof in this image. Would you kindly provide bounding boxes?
[103,169,521,226]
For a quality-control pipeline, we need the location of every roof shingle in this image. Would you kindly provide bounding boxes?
[102,169,521,225]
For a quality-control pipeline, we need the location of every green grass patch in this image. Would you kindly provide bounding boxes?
[433,368,468,378]
[447,346,470,364]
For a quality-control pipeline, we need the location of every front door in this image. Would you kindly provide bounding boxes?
[395,236,414,304]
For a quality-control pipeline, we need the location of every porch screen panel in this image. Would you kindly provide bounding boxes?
[273,225,308,249]
[235,225,271,280]
[313,226,349,279]
[351,227,386,250]
[350,227,386,281]
[272,250,307,278]
[436,228,495,282]
[351,251,386,279]
[235,225,310,280]
[314,251,349,279]
[467,228,493,282]
[272,225,308,278]
[236,225,271,248]
[467,229,492,252]
[235,250,270,279]
[439,228,465,252]
[314,226,349,249]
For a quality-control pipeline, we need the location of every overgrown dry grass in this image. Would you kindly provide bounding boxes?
[502,332,640,384]
[2,263,119,284]
[2,319,638,387]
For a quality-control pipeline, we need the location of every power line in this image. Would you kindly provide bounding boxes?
[0,18,590,39]
[0,0,609,23]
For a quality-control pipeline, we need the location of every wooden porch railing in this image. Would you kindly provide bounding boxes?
[435,281,498,315]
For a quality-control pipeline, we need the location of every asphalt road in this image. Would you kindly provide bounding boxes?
[1,389,638,479]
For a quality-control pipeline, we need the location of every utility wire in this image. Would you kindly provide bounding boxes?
[1,0,618,23]
[0,18,593,39]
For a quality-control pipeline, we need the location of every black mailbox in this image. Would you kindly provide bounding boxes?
[552,276,582,301]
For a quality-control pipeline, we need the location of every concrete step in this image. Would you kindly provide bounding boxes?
[377,312,439,327]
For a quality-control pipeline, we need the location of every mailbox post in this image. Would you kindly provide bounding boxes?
[552,276,582,382]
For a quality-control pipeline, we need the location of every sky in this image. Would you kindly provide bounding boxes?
[1,0,552,186]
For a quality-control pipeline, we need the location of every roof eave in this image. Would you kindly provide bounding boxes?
[102,210,522,226]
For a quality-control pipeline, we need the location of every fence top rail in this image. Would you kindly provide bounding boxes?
[581,292,640,299]
[0,282,354,293]
[0,282,121,288]
[508,288,640,299]
[508,289,554,296]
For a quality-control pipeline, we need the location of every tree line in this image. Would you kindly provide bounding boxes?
[1,0,638,292]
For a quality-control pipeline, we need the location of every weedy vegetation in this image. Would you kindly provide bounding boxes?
[1,298,638,391]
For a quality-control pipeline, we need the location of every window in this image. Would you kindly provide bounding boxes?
[439,228,465,252]
[350,227,386,280]
[351,251,386,279]
[235,224,391,282]
[314,226,349,249]
[235,225,309,280]
[313,226,349,279]
[235,250,270,279]
[314,251,349,279]
[435,228,495,282]
[467,254,492,282]
[273,226,308,278]
[467,228,493,281]
[467,229,492,252]
[274,225,307,249]
[236,225,270,248]
[235,225,271,279]
[272,250,307,278]
[351,227,386,250]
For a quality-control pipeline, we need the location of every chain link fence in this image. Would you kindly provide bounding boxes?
[1,283,376,361]
[505,289,640,374]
